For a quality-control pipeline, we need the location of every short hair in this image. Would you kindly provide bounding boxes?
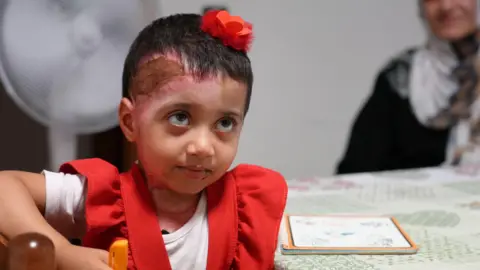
[122,13,253,114]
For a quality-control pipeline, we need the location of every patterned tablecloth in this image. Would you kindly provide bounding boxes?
[274,166,480,270]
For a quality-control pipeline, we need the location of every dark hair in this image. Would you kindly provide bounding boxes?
[122,13,253,114]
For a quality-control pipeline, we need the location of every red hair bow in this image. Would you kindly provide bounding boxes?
[201,10,253,52]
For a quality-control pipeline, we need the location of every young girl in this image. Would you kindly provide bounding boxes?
[0,11,288,270]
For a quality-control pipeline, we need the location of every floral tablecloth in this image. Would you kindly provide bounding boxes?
[274,166,480,270]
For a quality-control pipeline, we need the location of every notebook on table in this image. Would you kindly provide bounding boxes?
[281,214,418,255]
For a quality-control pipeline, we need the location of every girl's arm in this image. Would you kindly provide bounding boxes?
[0,171,71,248]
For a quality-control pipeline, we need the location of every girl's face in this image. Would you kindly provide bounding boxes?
[119,59,247,195]
[423,0,477,41]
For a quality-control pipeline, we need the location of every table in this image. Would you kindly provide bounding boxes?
[274,166,480,270]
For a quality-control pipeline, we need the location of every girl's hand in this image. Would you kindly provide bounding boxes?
[56,244,111,270]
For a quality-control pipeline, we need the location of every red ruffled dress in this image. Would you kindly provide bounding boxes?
[59,158,288,269]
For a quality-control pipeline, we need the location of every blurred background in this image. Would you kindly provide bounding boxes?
[0,0,423,179]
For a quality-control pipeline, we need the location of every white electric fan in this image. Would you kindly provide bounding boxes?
[0,0,157,170]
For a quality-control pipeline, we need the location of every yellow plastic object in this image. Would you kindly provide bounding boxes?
[109,239,128,270]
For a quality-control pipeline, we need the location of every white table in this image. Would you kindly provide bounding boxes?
[274,166,480,270]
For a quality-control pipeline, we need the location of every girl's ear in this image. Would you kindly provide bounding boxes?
[118,98,136,142]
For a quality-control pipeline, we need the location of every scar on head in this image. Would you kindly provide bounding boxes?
[129,54,185,99]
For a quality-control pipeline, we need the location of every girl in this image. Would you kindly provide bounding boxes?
[0,11,288,270]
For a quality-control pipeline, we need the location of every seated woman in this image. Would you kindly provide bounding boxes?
[337,0,480,174]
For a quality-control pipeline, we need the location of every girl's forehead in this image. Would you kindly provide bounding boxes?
[134,75,247,117]
[131,53,247,113]
[131,55,185,98]
[132,53,224,98]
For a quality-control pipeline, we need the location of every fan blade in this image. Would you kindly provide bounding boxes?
[2,0,74,121]
[49,40,124,125]
[1,0,147,134]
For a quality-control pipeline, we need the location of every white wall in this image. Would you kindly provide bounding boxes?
[158,0,425,179]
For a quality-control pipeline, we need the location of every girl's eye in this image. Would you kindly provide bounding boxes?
[216,117,235,132]
[168,112,189,126]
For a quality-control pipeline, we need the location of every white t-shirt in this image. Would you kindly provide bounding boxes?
[42,170,209,270]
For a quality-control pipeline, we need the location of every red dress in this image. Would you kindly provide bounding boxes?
[59,159,288,270]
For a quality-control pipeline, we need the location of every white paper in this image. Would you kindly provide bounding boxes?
[288,216,412,248]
